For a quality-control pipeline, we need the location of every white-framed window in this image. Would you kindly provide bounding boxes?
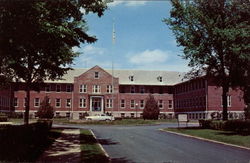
[131,86,135,93]
[120,99,125,108]
[140,87,145,94]
[158,100,163,109]
[56,84,61,92]
[130,100,135,109]
[45,84,51,92]
[80,84,87,93]
[23,98,27,107]
[13,97,18,107]
[92,85,100,93]
[158,76,163,82]
[66,99,71,108]
[79,98,86,108]
[55,98,61,108]
[107,85,113,93]
[94,72,99,79]
[34,98,40,107]
[140,100,144,109]
[168,100,173,109]
[221,95,232,107]
[129,75,134,82]
[106,99,113,108]
[66,85,72,92]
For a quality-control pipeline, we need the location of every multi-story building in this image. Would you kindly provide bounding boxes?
[0,65,246,119]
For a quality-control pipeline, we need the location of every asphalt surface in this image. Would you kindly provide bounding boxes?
[54,123,250,163]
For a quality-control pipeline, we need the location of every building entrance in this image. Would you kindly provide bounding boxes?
[90,96,103,113]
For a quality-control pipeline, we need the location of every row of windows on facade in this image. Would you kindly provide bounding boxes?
[175,80,205,94]
[44,84,169,94]
[13,98,173,109]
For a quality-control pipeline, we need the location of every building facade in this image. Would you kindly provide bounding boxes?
[0,65,246,119]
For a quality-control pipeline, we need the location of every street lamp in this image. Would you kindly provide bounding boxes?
[135,103,138,119]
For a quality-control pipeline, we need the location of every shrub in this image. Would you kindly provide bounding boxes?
[244,104,250,120]
[143,94,159,120]
[37,96,54,119]
[199,120,212,129]
[0,113,8,122]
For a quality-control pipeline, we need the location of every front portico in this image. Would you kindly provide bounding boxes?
[89,96,104,115]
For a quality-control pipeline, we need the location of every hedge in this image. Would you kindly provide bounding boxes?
[199,120,250,134]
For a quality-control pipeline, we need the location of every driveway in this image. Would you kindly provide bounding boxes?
[54,123,250,163]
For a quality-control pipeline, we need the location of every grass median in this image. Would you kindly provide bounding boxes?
[80,129,109,162]
[164,128,250,148]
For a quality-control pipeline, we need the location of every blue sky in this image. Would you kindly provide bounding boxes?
[73,1,190,72]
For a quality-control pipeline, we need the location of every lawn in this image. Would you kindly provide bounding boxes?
[54,118,178,125]
[164,128,250,148]
[80,129,109,162]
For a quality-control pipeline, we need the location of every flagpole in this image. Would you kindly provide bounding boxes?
[111,18,115,117]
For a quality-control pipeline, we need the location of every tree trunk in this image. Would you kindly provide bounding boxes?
[24,82,31,125]
[222,83,229,121]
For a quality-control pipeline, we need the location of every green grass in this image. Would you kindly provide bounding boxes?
[54,118,178,125]
[80,129,109,162]
[164,128,250,148]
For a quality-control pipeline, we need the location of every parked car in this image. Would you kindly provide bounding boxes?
[85,114,114,121]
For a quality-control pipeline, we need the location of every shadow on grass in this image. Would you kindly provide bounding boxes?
[216,131,250,136]
[80,132,110,163]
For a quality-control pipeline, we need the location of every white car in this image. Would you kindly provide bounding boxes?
[85,114,114,121]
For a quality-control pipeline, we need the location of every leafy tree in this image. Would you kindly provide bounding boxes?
[143,94,160,120]
[0,0,107,124]
[164,0,250,120]
[37,96,54,119]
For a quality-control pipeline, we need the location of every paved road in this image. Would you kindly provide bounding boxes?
[54,123,250,163]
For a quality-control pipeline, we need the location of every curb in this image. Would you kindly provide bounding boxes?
[159,129,250,151]
[89,129,111,160]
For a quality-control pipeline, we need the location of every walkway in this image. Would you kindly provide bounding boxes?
[37,129,81,163]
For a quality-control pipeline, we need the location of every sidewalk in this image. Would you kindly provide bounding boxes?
[37,129,81,163]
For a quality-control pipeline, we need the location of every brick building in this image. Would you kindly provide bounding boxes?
[0,65,245,119]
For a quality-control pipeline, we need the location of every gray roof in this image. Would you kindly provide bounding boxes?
[46,68,186,86]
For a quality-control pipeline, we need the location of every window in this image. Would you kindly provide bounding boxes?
[107,85,113,93]
[45,84,51,92]
[140,100,144,109]
[66,112,70,118]
[106,99,113,108]
[23,98,27,107]
[94,72,99,79]
[131,86,135,93]
[158,76,163,82]
[129,75,134,82]
[140,87,145,94]
[79,98,86,108]
[55,98,61,108]
[130,100,135,108]
[66,99,71,108]
[56,84,61,92]
[92,85,100,93]
[121,113,125,118]
[131,113,135,118]
[120,99,125,108]
[56,112,60,117]
[13,98,18,107]
[80,84,87,93]
[158,100,163,109]
[168,100,173,109]
[66,85,72,92]
[34,98,40,107]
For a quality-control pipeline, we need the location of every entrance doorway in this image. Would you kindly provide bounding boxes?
[91,96,103,112]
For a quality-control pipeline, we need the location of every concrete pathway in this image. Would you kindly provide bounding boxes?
[37,129,81,163]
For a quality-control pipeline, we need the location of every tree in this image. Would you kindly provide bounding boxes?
[37,96,54,119]
[143,94,160,120]
[164,0,250,120]
[0,0,108,124]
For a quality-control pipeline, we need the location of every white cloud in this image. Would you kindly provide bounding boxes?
[79,45,105,55]
[129,49,168,65]
[108,0,147,7]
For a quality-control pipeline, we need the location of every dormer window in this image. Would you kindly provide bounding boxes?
[129,75,134,82]
[157,76,163,82]
[94,72,99,79]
